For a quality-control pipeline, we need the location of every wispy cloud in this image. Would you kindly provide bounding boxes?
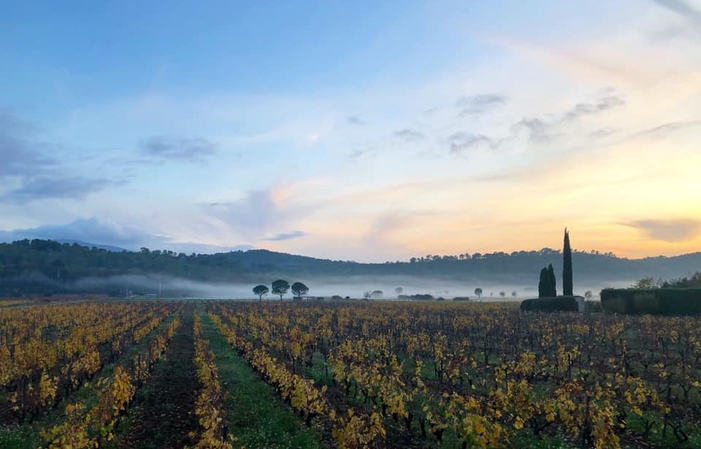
[262,230,307,241]
[347,116,365,125]
[0,110,55,177]
[206,189,284,240]
[140,135,219,162]
[1,176,115,203]
[0,111,118,203]
[589,127,619,139]
[448,132,496,154]
[510,118,555,143]
[625,219,701,242]
[629,120,701,140]
[455,94,507,116]
[562,95,625,122]
[651,0,701,26]
[393,128,426,142]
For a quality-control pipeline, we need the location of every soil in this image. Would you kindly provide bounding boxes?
[116,308,199,449]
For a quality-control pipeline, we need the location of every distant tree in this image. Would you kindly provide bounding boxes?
[253,284,269,301]
[547,264,557,296]
[291,281,309,298]
[584,290,593,300]
[563,228,573,296]
[499,291,506,298]
[511,291,517,297]
[395,287,403,297]
[272,279,290,300]
[363,291,372,300]
[632,277,655,289]
[371,290,383,299]
[538,267,550,298]
[474,288,483,299]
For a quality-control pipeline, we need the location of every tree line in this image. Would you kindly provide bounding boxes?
[1,238,699,297]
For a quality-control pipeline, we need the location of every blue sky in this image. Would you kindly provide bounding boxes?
[1,0,700,261]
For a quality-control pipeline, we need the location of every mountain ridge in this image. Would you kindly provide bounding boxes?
[1,239,700,297]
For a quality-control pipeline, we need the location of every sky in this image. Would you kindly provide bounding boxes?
[1,0,700,262]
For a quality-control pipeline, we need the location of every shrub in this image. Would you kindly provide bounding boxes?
[520,296,578,312]
[410,294,434,301]
[600,288,701,315]
[584,300,603,313]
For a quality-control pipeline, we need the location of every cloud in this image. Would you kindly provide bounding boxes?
[625,219,701,242]
[0,110,55,177]
[347,116,365,125]
[262,230,307,241]
[393,129,426,142]
[448,132,496,154]
[0,110,117,202]
[206,189,282,240]
[363,213,409,247]
[1,176,115,203]
[0,217,257,254]
[630,120,701,140]
[651,0,701,25]
[0,217,158,248]
[510,118,554,143]
[562,96,626,122]
[455,94,507,116]
[348,148,375,160]
[589,127,619,139]
[140,135,218,161]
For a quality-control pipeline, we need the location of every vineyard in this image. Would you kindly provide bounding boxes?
[1,299,701,448]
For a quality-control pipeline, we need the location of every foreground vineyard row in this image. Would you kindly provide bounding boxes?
[205,301,701,449]
[0,301,177,422]
[42,311,182,448]
[192,310,233,448]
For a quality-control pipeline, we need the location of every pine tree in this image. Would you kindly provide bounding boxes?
[538,267,549,298]
[563,228,573,296]
[547,263,557,297]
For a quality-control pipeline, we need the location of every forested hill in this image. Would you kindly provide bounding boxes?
[1,239,700,296]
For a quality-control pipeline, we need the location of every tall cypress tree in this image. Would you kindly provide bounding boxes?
[547,263,557,297]
[563,228,573,296]
[538,267,549,298]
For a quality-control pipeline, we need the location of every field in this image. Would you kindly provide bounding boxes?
[1,299,701,449]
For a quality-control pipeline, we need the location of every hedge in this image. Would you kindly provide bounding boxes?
[600,288,701,315]
[520,296,578,312]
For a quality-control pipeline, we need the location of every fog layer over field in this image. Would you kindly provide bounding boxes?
[76,274,636,300]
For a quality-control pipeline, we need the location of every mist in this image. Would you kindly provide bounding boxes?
[71,274,637,300]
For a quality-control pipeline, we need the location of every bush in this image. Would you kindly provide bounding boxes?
[520,296,578,312]
[600,288,701,315]
[410,294,434,301]
[584,300,603,313]
[452,296,471,301]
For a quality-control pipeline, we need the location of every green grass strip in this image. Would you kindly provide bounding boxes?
[199,310,325,449]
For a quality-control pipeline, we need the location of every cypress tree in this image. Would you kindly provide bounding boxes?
[547,263,557,297]
[563,228,573,296]
[538,267,549,298]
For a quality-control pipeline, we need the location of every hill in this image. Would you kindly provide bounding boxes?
[0,239,699,297]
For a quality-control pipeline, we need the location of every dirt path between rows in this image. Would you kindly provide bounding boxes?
[116,307,199,449]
